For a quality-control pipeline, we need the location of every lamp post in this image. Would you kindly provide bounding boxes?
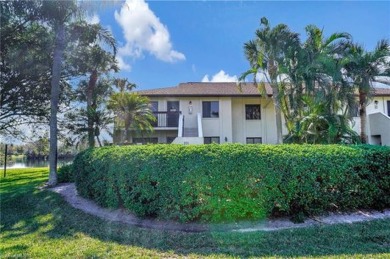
[3,143,13,177]
[3,144,8,178]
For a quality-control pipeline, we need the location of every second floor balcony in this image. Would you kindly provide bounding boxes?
[152,111,181,128]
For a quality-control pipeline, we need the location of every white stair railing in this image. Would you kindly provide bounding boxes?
[197,113,203,137]
[178,113,184,137]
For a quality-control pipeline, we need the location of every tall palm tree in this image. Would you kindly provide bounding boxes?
[42,1,117,185]
[68,21,118,148]
[41,0,77,186]
[280,25,354,143]
[345,40,390,143]
[240,17,300,144]
[107,93,156,144]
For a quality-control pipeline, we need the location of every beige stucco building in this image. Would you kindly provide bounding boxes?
[120,82,390,146]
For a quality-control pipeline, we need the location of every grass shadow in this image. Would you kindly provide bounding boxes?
[1,168,390,258]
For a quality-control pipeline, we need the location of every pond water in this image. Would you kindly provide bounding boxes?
[3,157,73,169]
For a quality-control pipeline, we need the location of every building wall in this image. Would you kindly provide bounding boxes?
[147,95,390,145]
[149,96,280,144]
[129,130,178,144]
[180,98,200,129]
[232,98,263,143]
[351,96,390,143]
[369,113,390,146]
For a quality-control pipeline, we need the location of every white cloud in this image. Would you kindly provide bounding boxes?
[117,55,132,71]
[202,70,238,82]
[114,0,185,66]
[85,13,100,24]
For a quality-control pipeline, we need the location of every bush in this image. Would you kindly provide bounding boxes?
[73,144,390,223]
[58,164,74,183]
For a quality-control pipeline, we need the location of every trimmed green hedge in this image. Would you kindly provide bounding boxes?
[73,144,390,223]
[58,164,74,183]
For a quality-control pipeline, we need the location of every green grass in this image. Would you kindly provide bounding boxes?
[1,168,389,258]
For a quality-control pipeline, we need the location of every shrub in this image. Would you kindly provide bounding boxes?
[58,163,74,183]
[73,144,390,223]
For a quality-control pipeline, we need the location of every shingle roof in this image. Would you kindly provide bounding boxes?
[136,82,390,97]
[136,82,273,97]
[373,87,390,96]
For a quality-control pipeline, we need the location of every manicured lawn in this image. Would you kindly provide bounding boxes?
[1,168,389,258]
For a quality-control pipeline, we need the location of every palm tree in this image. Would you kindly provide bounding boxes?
[64,107,114,148]
[279,25,355,143]
[107,93,156,144]
[68,21,118,148]
[285,95,359,144]
[41,0,77,186]
[240,17,300,144]
[41,1,117,185]
[113,78,136,93]
[345,40,390,143]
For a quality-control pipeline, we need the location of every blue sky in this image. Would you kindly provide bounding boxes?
[91,0,390,90]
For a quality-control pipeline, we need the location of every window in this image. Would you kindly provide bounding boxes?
[132,138,158,144]
[246,104,261,120]
[246,137,262,144]
[150,101,158,127]
[202,101,219,118]
[150,101,158,112]
[204,137,220,144]
[387,101,390,117]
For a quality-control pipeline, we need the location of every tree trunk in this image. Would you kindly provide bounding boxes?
[96,136,102,147]
[48,22,65,187]
[273,85,283,144]
[125,129,131,143]
[87,70,98,148]
[268,59,283,144]
[359,89,367,144]
[124,120,131,144]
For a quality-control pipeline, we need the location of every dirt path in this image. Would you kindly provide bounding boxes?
[49,183,390,233]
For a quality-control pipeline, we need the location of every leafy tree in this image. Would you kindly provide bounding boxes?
[345,40,390,143]
[107,92,155,144]
[1,1,121,185]
[1,1,54,136]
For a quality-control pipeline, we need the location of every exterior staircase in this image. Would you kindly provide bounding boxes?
[183,128,198,137]
[369,112,390,145]
[172,113,204,144]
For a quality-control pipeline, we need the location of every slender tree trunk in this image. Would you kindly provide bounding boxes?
[124,120,131,144]
[125,129,131,143]
[96,136,102,147]
[359,89,367,144]
[87,70,98,148]
[48,22,65,187]
[273,85,283,144]
[269,58,283,144]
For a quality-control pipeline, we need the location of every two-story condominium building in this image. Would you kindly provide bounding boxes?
[116,82,390,146]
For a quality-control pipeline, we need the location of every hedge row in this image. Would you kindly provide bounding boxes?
[73,144,390,223]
